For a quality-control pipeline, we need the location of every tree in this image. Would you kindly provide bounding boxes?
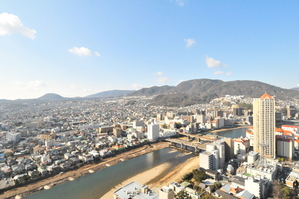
[272,180,291,199]
[237,103,253,110]
[175,122,182,129]
[175,190,192,199]
[161,124,168,129]
[281,186,291,199]
[193,169,206,183]
[213,182,222,191]
[182,172,193,181]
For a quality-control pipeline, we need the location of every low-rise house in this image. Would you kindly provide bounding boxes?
[13,173,28,183]
[89,150,99,158]
[25,162,37,171]
[69,157,80,165]
[28,170,40,179]
[11,164,25,174]
[217,184,254,199]
[205,169,220,180]
[64,153,73,160]
[60,161,72,170]
[37,167,48,176]
[0,153,6,163]
[78,154,94,162]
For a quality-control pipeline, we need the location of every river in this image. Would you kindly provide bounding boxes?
[210,127,247,138]
[24,148,193,199]
[24,127,248,199]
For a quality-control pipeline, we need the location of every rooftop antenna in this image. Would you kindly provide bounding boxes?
[258,141,269,176]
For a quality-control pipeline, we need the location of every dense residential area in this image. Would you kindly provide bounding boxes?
[0,94,299,198]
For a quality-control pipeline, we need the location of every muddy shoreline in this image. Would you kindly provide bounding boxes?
[1,142,169,199]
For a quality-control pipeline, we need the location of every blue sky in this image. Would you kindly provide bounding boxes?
[1,1,299,99]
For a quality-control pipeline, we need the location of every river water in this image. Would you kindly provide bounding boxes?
[24,128,248,199]
[210,127,247,138]
[24,148,194,199]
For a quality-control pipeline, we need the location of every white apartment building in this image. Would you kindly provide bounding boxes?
[200,140,225,171]
[200,151,213,170]
[6,132,21,144]
[147,123,160,140]
[253,94,276,158]
[233,137,250,156]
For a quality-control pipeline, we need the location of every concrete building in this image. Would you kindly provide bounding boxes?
[224,138,234,161]
[6,132,20,143]
[45,139,56,147]
[276,135,294,160]
[232,137,250,156]
[113,128,122,137]
[98,126,114,133]
[237,160,278,181]
[200,151,213,170]
[113,181,158,199]
[233,107,243,116]
[287,105,297,119]
[200,140,225,171]
[133,120,144,128]
[208,140,225,170]
[196,114,206,124]
[286,167,299,188]
[253,94,276,158]
[159,186,175,199]
[245,177,271,199]
[40,132,56,140]
[147,123,160,140]
[247,151,259,164]
[160,129,176,138]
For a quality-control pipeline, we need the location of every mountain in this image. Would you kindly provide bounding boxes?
[129,86,174,96]
[38,93,64,100]
[85,90,135,98]
[292,87,299,91]
[130,79,299,107]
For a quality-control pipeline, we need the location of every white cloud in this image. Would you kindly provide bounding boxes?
[94,52,100,57]
[14,80,47,89]
[226,71,232,76]
[214,71,225,75]
[176,0,185,6]
[28,80,47,88]
[185,39,196,48]
[214,71,232,76]
[70,85,91,93]
[206,56,226,68]
[155,71,163,76]
[68,47,93,56]
[155,71,169,83]
[157,76,169,83]
[132,84,146,90]
[0,13,36,39]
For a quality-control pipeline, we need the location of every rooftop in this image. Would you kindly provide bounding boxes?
[114,181,159,199]
[260,93,274,100]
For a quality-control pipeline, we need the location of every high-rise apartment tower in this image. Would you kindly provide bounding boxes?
[253,94,276,158]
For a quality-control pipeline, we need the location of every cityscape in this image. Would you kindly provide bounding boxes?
[2,1,299,199]
[0,93,299,199]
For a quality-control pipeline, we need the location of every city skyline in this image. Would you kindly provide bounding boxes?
[1,1,299,99]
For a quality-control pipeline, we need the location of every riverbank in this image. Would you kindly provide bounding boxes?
[209,125,250,134]
[101,151,199,198]
[1,142,169,199]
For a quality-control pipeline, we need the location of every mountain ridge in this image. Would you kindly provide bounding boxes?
[85,90,135,98]
[129,79,299,107]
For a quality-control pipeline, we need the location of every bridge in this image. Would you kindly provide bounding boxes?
[165,138,206,153]
[178,132,226,142]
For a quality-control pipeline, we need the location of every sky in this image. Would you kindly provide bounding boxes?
[0,1,299,100]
